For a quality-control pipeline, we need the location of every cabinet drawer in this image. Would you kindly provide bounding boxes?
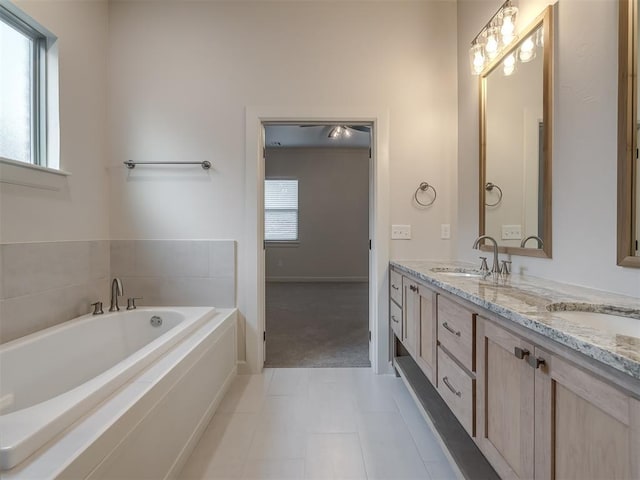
[437,346,475,437]
[390,269,403,306]
[390,298,402,339]
[437,295,476,372]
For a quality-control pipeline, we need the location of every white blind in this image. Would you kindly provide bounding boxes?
[265,179,298,241]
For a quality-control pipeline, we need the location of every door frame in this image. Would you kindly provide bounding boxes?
[243,106,391,374]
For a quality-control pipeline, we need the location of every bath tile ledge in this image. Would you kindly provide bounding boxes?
[391,260,640,381]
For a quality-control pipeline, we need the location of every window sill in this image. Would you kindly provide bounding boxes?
[0,157,70,191]
[265,241,300,248]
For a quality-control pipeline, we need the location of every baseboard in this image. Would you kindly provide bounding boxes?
[266,276,368,283]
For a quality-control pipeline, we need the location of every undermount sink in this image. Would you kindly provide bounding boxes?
[430,267,485,278]
[546,303,640,338]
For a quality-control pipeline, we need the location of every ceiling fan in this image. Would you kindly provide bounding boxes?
[298,124,371,139]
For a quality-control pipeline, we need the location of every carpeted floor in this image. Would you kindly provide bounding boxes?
[265,282,370,368]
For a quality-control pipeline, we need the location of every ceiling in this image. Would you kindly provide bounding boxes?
[264,125,371,148]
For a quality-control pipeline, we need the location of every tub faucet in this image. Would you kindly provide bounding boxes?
[473,235,501,274]
[109,278,124,312]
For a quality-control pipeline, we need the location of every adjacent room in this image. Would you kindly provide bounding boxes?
[264,124,371,368]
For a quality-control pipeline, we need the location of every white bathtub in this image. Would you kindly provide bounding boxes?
[0,306,237,477]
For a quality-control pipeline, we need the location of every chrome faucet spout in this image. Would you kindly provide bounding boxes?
[473,235,501,274]
[109,278,124,312]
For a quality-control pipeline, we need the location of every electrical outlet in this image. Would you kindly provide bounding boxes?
[391,225,411,240]
[502,224,522,240]
[441,224,451,239]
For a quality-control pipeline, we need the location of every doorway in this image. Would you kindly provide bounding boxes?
[263,123,372,367]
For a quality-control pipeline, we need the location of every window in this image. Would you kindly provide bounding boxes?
[265,179,298,242]
[0,2,55,167]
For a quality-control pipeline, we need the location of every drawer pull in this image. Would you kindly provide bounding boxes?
[391,315,399,323]
[442,376,462,397]
[391,284,399,291]
[442,321,461,337]
[514,347,530,360]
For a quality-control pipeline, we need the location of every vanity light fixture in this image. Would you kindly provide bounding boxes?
[503,53,516,76]
[518,36,536,63]
[469,0,519,75]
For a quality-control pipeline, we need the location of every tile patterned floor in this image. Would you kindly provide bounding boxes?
[179,368,459,480]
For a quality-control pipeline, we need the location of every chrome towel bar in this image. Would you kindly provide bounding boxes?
[124,160,211,170]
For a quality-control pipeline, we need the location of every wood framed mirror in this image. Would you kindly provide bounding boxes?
[479,6,553,258]
[618,0,640,267]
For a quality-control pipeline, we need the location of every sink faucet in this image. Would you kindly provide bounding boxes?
[473,235,501,274]
[109,278,124,312]
[521,235,544,249]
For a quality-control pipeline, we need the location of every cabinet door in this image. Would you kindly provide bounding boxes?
[534,348,640,480]
[476,318,535,480]
[415,288,437,383]
[402,277,419,356]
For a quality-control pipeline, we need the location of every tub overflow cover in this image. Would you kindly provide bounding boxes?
[150,316,163,327]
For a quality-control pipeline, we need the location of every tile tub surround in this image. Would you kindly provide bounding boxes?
[391,260,640,380]
[0,241,110,344]
[110,240,236,308]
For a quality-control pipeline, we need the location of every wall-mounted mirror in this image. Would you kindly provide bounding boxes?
[479,6,553,258]
[618,0,640,267]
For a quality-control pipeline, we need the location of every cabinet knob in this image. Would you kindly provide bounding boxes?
[527,356,546,369]
[514,346,530,360]
[409,285,417,292]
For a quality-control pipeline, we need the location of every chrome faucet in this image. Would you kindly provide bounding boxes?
[473,235,501,274]
[521,235,544,249]
[109,278,124,312]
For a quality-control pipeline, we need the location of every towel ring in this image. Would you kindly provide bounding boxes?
[414,182,437,207]
[485,182,503,207]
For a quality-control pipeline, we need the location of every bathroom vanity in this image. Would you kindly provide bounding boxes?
[389,261,640,480]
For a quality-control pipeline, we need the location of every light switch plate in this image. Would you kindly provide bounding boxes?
[502,224,522,240]
[392,225,411,240]
[441,224,451,239]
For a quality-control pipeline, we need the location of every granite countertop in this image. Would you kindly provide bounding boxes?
[390,260,640,381]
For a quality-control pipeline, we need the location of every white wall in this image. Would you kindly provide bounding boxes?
[265,147,369,282]
[108,0,459,370]
[0,0,109,243]
[457,0,640,297]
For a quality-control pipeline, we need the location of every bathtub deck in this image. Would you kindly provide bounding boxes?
[178,367,459,480]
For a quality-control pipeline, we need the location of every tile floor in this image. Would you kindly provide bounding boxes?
[179,368,459,480]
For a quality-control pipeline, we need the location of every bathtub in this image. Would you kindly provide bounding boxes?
[0,306,237,478]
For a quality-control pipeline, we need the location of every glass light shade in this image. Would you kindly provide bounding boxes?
[518,36,536,63]
[499,6,518,45]
[469,43,486,75]
[503,53,516,76]
[535,26,544,47]
[484,26,501,60]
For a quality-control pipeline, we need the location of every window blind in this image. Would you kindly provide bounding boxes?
[265,179,298,241]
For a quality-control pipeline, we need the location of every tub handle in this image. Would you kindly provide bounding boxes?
[127,297,143,310]
[91,301,104,315]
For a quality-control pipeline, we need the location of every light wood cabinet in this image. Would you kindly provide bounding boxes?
[390,298,402,340]
[438,346,475,436]
[414,285,437,383]
[476,317,535,479]
[401,277,420,356]
[534,347,640,480]
[437,295,476,373]
[477,317,640,480]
